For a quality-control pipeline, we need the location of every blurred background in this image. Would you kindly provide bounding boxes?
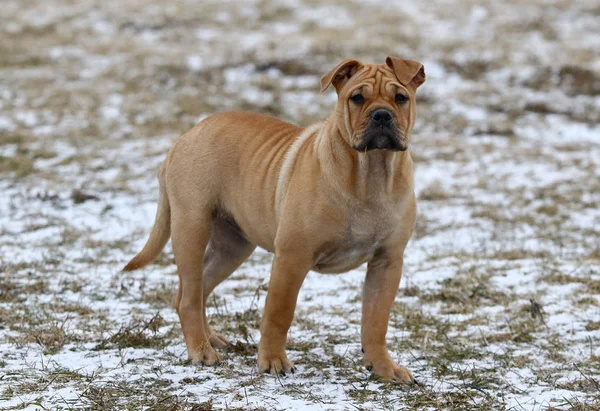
[1,0,599,409]
[3,0,599,149]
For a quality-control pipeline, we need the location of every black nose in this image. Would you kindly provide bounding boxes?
[371,109,393,125]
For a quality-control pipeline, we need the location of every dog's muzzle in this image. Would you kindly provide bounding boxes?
[353,109,407,152]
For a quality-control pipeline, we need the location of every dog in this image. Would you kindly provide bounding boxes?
[124,56,425,382]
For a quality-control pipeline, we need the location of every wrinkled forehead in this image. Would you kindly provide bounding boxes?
[346,64,404,95]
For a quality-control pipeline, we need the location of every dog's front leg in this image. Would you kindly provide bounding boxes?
[258,252,311,375]
[361,251,414,383]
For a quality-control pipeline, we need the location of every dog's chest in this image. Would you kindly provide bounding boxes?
[313,209,399,274]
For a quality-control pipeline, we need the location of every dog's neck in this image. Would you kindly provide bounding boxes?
[315,119,413,203]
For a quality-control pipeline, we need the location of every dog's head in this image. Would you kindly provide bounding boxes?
[321,57,425,152]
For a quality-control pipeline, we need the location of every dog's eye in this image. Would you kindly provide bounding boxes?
[350,94,365,105]
[395,94,408,105]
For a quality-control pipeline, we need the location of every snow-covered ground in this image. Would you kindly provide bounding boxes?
[1,0,599,409]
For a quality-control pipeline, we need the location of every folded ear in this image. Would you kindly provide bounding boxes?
[385,57,425,89]
[320,59,363,93]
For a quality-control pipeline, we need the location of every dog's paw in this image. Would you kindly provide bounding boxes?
[209,332,231,349]
[188,345,223,366]
[364,352,414,383]
[258,349,295,376]
[371,363,414,383]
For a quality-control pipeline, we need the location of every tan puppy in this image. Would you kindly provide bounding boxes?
[124,57,425,382]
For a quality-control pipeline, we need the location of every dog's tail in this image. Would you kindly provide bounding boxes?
[123,162,171,271]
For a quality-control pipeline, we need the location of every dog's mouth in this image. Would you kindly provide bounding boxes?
[352,126,407,152]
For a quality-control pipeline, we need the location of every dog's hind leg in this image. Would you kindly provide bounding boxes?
[171,208,222,365]
[201,216,256,348]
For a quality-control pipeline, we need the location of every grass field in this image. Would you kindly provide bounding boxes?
[1,0,599,409]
